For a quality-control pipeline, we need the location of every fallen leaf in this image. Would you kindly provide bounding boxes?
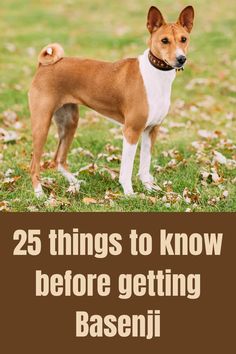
[222,190,229,199]
[5,168,14,177]
[208,197,220,206]
[99,167,119,180]
[163,180,173,192]
[27,206,39,212]
[162,192,181,204]
[147,196,158,204]
[83,197,98,205]
[198,130,218,140]
[79,163,98,174]
[183,187,200,204]
[104,191,121,200]
[66,181,84,195]
[200,168,224,185]
[106,154,121,163]
[0,128,19,142]
[41,177,56,191]
[212,151,227,165]
[0,201,10,211]
[185,208,192,212]
[44,193,59,208]
[3,175,21,186]
[71,147,94,158]
[105,144,120,154]
[169,121,185,128]
[2,110,22,129]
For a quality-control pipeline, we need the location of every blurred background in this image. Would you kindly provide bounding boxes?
[0,0,236,211]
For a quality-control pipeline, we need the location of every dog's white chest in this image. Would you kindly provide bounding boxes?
[139,50,176,127]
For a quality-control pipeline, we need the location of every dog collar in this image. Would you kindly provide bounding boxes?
[148,51,184,72]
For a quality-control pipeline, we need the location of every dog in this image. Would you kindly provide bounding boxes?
[29,5,194,197]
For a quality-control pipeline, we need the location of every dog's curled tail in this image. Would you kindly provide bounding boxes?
[38,43,64,66]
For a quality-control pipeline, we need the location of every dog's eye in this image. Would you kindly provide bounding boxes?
[161,38,169,44]
[181,37,187,43]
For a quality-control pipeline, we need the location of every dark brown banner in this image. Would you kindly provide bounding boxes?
[0,213,235,353]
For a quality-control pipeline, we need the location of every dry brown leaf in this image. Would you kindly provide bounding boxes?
[185,208,192,212]
[66,184,80,195]
[191,141,206,150]
[41,177,56,191]
[232,177,236,184]
[104,191,121,200]
[97,153,108,160]
[198,130,218,140]
[71,147,94,158]
[163,181,173,192]
[100,167,119,180]
[154,165,164,173]
[27,206,39,212]
[83,197,98,205]
[169,121,185,128]
[2,110,22,129]
[212,151,227,165]
[183,187,200,204]
[148,196,158,204]
[5,168,14,177]
[200,168,224,185]
[0,201,10,211]
[0,128,19,142]
[208,197,220,206]
[40,160,55,170]
[44,193,59,208]
[106,154,121,163]
[79,163,98,174]
[222,190,229,199]
[105,143,120,154]
[3,175,21,186]
[162,192,181,204]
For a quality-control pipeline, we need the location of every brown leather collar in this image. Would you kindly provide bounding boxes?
[148,50,183,72]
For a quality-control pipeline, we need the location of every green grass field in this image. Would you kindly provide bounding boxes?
[0,0,236,212]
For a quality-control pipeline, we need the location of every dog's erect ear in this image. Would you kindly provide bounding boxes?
[147,6,165,33]
[177,6,194,33]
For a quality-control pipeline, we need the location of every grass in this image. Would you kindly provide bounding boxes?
[0,0,236,212]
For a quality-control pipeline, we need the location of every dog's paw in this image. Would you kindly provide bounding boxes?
[34,184,45,199]
[123,188,135,196]
[124,191,136,197]
[67,182,81,194]
[121,185,135,196]
[143,181,162,193]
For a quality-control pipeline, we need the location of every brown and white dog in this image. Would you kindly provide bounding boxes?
[29,5,194,197]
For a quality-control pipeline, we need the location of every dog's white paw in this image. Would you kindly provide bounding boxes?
[124,189,136,196]
[143,181,162,192]
[120,181,135,196]
[139,174,161,193]
[67,182,81,194]
[34,184,45,199]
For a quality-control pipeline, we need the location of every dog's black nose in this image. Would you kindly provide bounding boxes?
[177,55,186,65]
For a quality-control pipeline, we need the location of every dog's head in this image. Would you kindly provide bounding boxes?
[147,5,194,69]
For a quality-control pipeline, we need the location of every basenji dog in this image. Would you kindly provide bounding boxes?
[29,5,194,197]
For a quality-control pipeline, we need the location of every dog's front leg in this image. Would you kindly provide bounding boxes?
[119,127,140,195]
[138,125,160,192]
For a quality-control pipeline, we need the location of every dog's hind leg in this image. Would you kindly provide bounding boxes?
[30,105,54,198]
[53,104,80,191]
